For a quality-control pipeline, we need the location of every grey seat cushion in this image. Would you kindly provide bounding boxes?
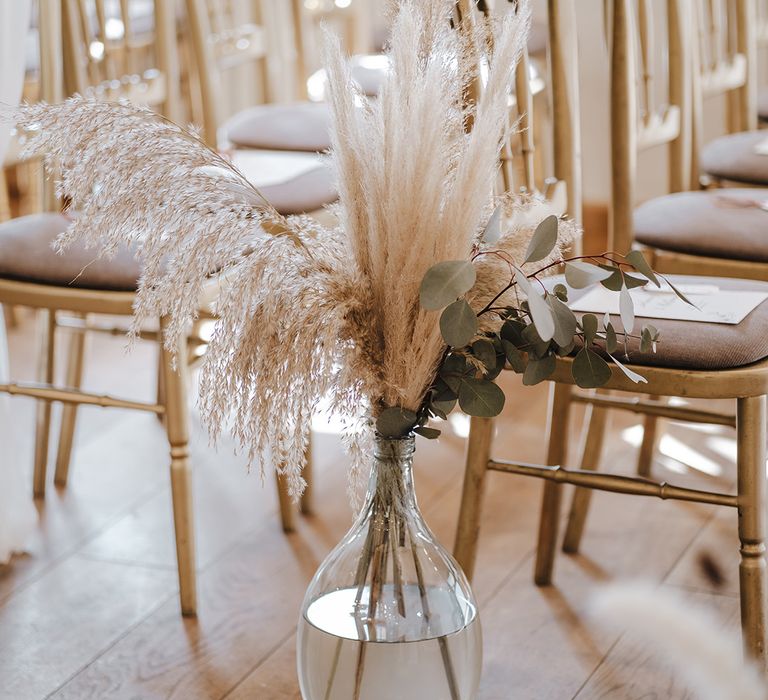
[634,189,768,263]
[257,161,337,214]
[699,131,768,186]
[224,102,331,153]
[0,213,141,291]
[565,275,768,371]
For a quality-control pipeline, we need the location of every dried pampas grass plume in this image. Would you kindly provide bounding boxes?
[591,582,766,700]
[12,0,534,497]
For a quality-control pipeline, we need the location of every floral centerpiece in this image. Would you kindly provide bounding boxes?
[14,1,675,696]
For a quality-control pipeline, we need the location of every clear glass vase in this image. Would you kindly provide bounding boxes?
[297,434,482,700]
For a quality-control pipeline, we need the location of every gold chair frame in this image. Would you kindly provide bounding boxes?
[453,0,768,667]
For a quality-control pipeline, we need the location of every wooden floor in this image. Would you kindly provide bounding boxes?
[0,308,745,699]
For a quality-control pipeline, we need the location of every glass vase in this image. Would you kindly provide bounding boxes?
[297,434,482,700]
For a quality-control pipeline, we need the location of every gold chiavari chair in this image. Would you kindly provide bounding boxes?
[0,0,197,616]
[693,0,768,186]
[454,0,768,666]
[185,0,337,217]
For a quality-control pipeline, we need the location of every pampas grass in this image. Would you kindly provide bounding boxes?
[591,582,766,700]
[13,0,541,496]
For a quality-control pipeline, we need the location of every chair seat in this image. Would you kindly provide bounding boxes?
[252,160,337,215]
[567,276,768,371]
[634,189,768,263]
[0,213,141,291]
[699,131,768,186]
[224,101,332,153]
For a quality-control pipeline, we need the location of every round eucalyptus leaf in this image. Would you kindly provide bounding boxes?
[572,348,612,388]
[376,407,418,438]
[471,338,497,373]
[609,355,648,384]
[414,426,441,440]
[440,299,478,348]
[548,296,578,347]
[420,260,477,311]
[513,266,555,342]
[523,353,556,386]
[482,206,503,245]
[619,285,635,333]
[626,250,660,287]
[524,215,559,264]
[432,397,458,416]
[458,377,506,417]
[581,313,598,344]
[565,261,613,289]
[605,322,618,354]
[502,339,526,373]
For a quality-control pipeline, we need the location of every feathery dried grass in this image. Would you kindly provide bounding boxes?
[13,0,533,496]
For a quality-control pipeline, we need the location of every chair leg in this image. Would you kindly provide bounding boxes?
[159,318,197,617]
[300,433,313,516]
[33,310,56,498]
[534,382,573,586]
[454,416,495,582]
[276,473,296,533]
[54,316,87,487]
[636,395,661,478]
[562,398,610,554]
[736,395,767,668]
[155,346,166,424]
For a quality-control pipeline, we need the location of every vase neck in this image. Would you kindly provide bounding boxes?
[366,434,417,509]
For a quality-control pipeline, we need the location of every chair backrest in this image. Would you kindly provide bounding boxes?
[60,0,180,121]
[609,0,691,252]
[185,0,308,148]
[466,0,582,245]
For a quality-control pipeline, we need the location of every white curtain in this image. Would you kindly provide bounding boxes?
[0,0,36,565]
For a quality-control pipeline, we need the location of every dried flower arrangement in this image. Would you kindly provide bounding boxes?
[13,0,676,501]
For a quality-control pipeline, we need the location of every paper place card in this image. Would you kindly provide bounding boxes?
[569,283,768,325]
[231,150,325,189]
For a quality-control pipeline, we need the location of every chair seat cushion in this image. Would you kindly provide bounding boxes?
[0,213,141,291]
[224,102,331,153]
[564,275,768,371]
[699,131,768,186]
[633,189,768,263]
[254,160,337,215]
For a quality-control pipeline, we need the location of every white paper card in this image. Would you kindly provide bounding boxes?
[569,284,768,325]
[231,150,325,188]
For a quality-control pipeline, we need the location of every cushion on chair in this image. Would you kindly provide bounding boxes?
[224,102,332,153]
[567,276,768,371]
[257,162,337,215]
[0,213,141,291]
[699,131,768,186]
[633,189,768,263]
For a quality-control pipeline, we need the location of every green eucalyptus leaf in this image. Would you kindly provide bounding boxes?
[472,338,497,373]
[414,426,442,440]
[482,206,503,245]
[548,296,578,347]
[432,397,458,416]
[640,327,652,353]
[501,319,526,347]
[601,270,647,291]
[433,378,458,402]
[376,407,418,438]
[440,299,478,347]
[553,283,568,301]
[420,260,477,311]
[523,353,556,386]
[581,313,598,344]
[609,355,648,384]
[572,348,612,388]
[565,262,613,289]
[661,275,697,307]
[458,377,506,417]
[514,266,555,342]
[626,250,660,287]
[619,285,635,333]
[605,322,618,354]
[502,339,527,372]
[522,323,550,359]
[524,214,559,263]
